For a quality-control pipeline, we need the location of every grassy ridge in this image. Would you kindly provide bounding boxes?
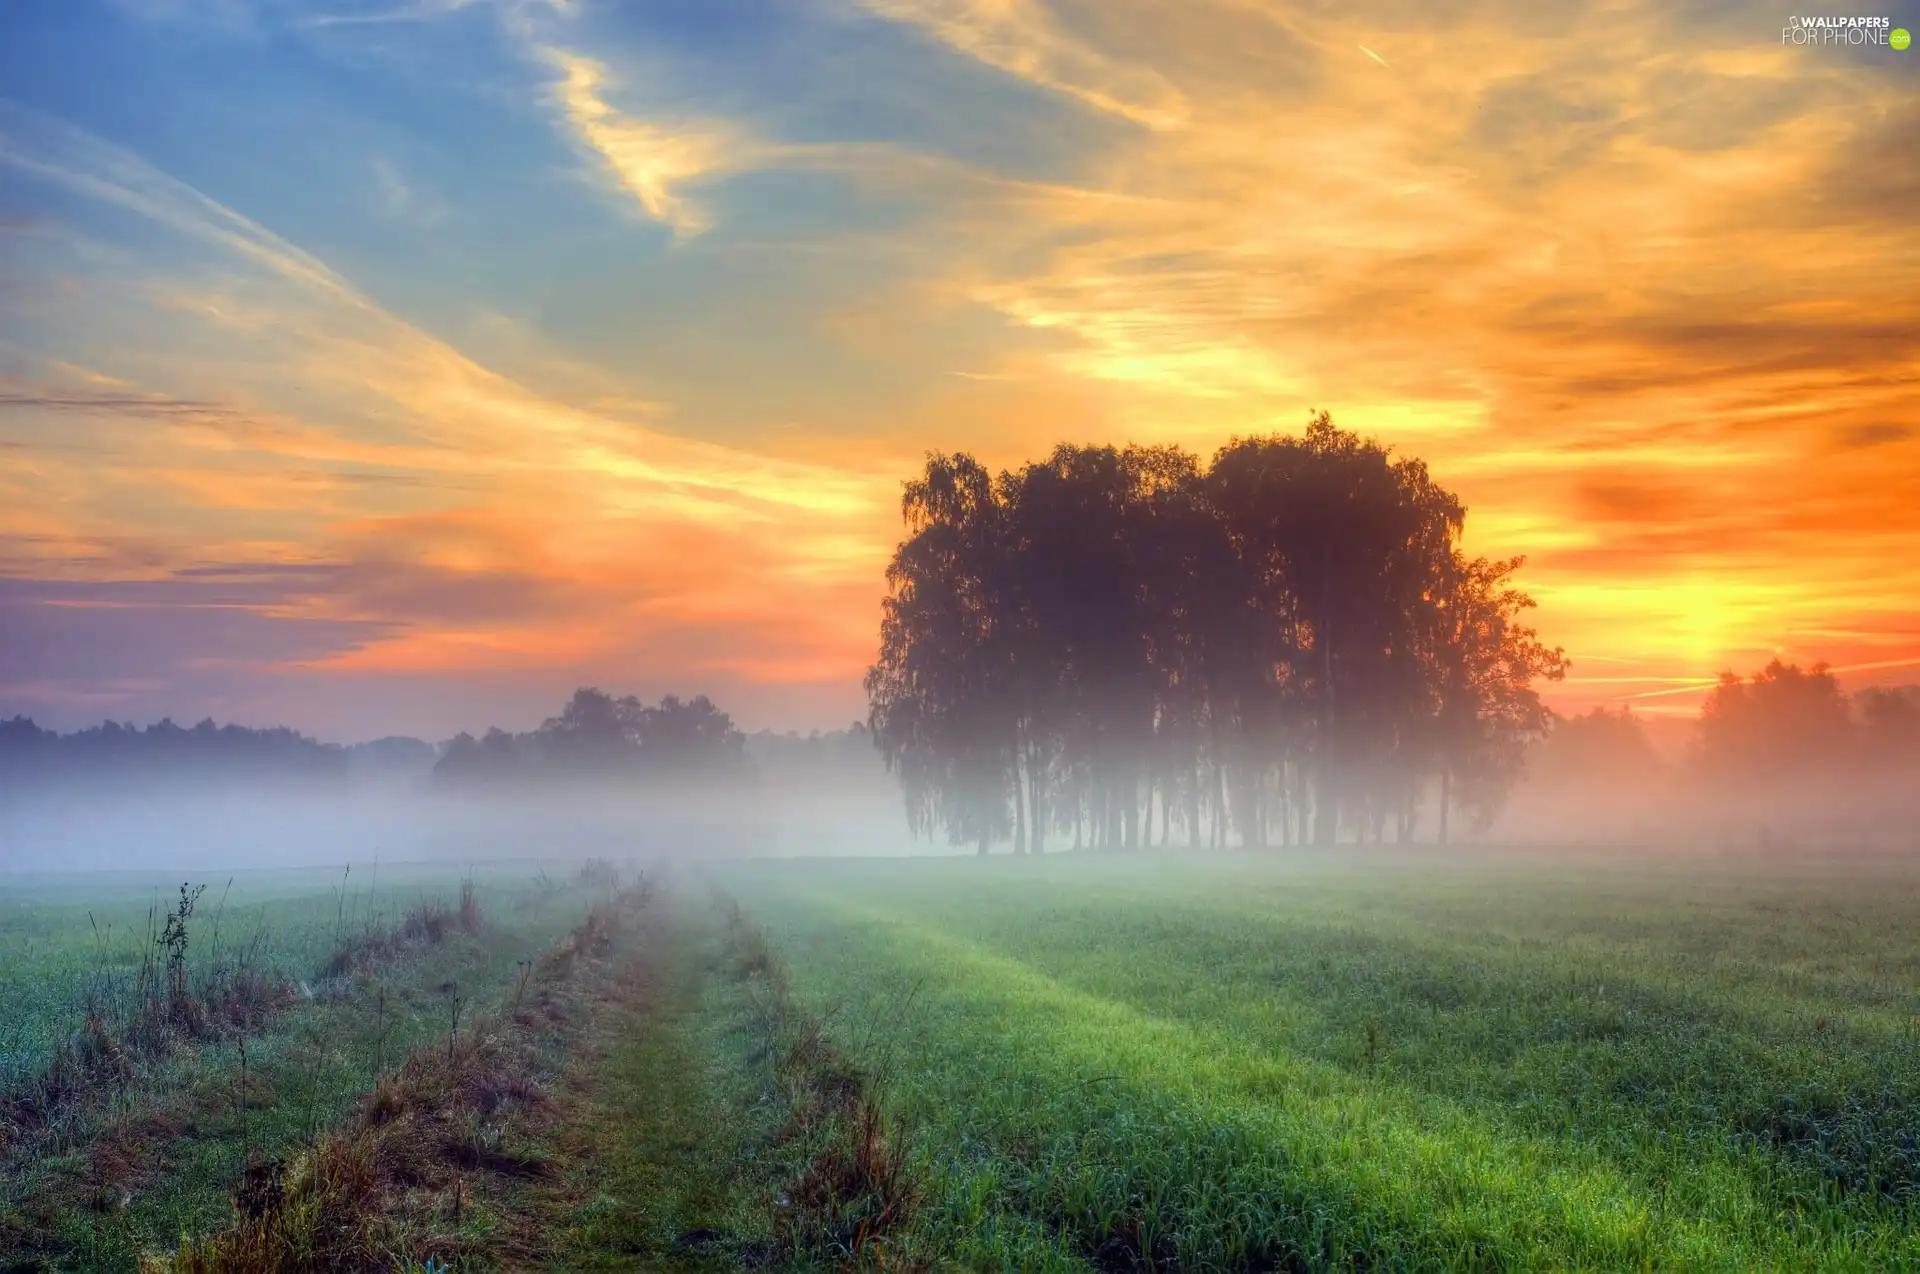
[165,877,657,1271]
[0,865,605,1272]
[0,865,571,1093]
[717,849,1920,1271]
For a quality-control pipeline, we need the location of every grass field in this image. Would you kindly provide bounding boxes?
[9,846,1920,1271]
[712,847,1920,1271]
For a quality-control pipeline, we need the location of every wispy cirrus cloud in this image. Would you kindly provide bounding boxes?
[541,50,743,237]
[0,97,901,728]
[855,0,1191,130]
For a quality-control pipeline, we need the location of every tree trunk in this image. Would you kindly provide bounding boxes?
[1315,596,1338,846]
[1213,762,1227,847]
[1128,771,1144,851]
[1029,743,1046,854]
[1439,767,1451,847]
[1013,750,1028,855]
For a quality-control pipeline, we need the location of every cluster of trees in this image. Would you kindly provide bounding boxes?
[0,715,353,786]
[0,689,780,797]
[1526,706,1665,788]
[866,415,1567,853]
[1697,661,1918,783]
[433,688,749,786]
[1500,663,1919,846]
[1532,663,1920,788]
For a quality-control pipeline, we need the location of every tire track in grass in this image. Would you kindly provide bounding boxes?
[557,899,776,1269]
[560,888,925,1271]
[746,886,1920,1272]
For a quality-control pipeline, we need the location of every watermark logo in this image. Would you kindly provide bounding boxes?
[1782,15,1904,44]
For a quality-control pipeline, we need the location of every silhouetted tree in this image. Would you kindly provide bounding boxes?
[1858,686,1920,765]
[0,714,347,788]
[1421,553,1567,842]
[1531,707,1662,787]
[866,454,1016,853]
[866,415,1566,852]
[1697,660,1853,784]
[534,687,645,774]
[431,688,748,787]
[635,694,748,774]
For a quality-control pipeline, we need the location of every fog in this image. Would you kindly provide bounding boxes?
[1487,684,1920,853]
[5,759,1913,881]
[4,671,1915,877]
[0,777,921,877]
[1488,766,1919,853]
[0,694,920,876]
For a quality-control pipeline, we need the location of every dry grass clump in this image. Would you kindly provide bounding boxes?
[318,885,484,981]
[575,857,621,891]
[718,898,919,1267]
[4,887,298,1150]
[162,1023,556,1273]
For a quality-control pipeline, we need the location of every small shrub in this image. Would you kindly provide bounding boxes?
[457,878,482,933]
[577,857,620,891]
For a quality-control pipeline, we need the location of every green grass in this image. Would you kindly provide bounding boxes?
[712,847,1920,1271]
[0,862,612,1272]
[561,910,789,1269]
[16,848,1920,1271]
[0,864,567,1090]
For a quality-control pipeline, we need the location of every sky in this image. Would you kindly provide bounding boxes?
[1,0,1916,743]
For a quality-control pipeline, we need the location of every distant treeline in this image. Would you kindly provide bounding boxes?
[0,689,887,795]
[435,687,885,789]
[433,688,755,785]
[0,716,414,786]
[1535,662,1920,786]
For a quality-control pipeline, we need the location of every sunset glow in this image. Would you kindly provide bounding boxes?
[1,0,1915,740]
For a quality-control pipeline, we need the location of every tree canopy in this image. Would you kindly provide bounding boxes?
[866,415,1568,852]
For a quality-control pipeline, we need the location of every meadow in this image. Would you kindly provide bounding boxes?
[712,846,1920,1271]
[9,845,1920,1272]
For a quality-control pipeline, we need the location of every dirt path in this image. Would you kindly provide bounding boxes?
[550,909,777,1270]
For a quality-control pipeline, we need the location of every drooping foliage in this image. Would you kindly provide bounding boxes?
[866,415,1569,850]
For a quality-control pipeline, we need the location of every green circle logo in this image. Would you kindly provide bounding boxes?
[1895,27,1912,50]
